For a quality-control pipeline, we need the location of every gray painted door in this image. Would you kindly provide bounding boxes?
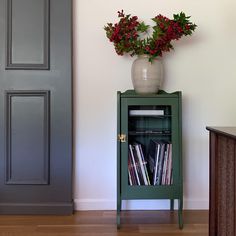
[0,0,73,214]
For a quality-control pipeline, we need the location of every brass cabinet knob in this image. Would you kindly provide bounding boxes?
[118,134,126,143]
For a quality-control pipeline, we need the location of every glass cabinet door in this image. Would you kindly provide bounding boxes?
[128,105,172,186]
[120,98,180,193]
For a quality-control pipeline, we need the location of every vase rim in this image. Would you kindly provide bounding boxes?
[137,54,162,61]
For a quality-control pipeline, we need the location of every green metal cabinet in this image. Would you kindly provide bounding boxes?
[117,90,183,229]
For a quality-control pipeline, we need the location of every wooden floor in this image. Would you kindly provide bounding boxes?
[0,210,208,236]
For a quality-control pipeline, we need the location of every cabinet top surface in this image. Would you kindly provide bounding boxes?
[206,126,236,139]
[119,90,181,98]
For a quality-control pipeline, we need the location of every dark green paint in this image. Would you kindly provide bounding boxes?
[117,90,183,229]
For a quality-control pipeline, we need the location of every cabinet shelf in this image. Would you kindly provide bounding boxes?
[129,115,172,119]
[129,129,171,135]
[117,90,183,229]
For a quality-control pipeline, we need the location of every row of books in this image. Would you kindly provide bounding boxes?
[148,140,173,185]
[128,140,173,186]
[128,143,150,185]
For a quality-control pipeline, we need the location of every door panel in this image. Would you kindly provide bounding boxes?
[0,0,73,214]
[6,0,49,69]
[5,91,50,185]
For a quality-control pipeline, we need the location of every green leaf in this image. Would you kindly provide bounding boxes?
[137,22,149,32]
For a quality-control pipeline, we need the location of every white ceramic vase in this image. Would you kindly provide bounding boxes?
[131,55,163,94]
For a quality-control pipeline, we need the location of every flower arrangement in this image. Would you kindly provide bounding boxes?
[104,10,197,61]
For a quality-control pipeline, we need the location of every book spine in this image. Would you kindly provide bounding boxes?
[138,144,150,185]
[156,143,166,185]
[153,144,160,185]
[135,144,148,185]
[162,143,170,185]
[129,144,140,185]
[166,144,172,185]
[140,145,151,185]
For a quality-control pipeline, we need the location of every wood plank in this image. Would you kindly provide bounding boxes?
[0,210,208,236]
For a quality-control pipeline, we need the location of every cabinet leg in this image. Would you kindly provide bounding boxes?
[178,198,183,229]
[170,199,174,211]
[117,211,121,229]
[117,199,121,229]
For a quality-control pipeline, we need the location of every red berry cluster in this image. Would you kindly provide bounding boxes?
[105,10,140,55]
[104,11,197,61]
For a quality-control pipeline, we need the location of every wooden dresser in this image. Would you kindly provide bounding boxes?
[206,127,236,236]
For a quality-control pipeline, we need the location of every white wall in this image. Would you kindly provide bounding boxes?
[73,0,236,210]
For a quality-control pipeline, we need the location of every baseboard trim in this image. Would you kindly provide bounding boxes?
[74,198,209,211]
[183,199,209,210]
[74,199,116,210]
[0,202,74,215]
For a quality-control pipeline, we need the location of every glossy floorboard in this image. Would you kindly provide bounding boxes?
[0,210,208,236]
